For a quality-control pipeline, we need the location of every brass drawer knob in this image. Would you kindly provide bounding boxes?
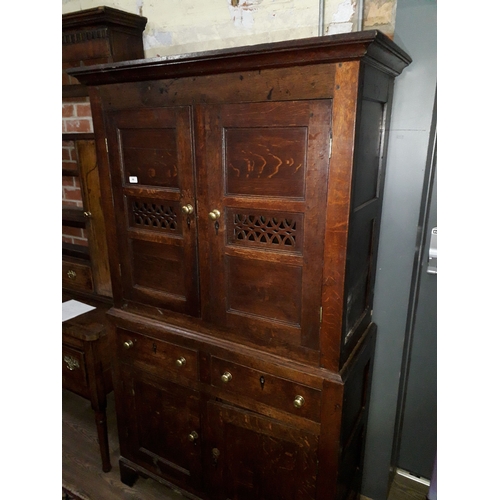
[181,204,194,215]
[123,340,134,349]
[83,211,92,218]
[176,357,186,367]
[67,270,77,279]
[188,431,199,442]
[294,395,305,409]
[209,209,221,221]
[221,371,232,383]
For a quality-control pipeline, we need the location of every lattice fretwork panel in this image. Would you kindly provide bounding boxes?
[130,200,179,233]
[228,211,303,252]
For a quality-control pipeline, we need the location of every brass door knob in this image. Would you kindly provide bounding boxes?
[181,204,194,215]
[67,270,77,279]
[176,357,186,367]
[294,395,305,409]
[209,209,221,220]
[221,371,232,383]
[188,431,199,442]
[123,340,134,349]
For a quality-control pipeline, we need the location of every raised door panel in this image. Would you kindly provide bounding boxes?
[197,100,331,352]
[106,107,200,316]
[205,400,318,500]
[117,367,202,489]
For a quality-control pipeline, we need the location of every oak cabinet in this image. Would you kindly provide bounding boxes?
[69,30,410,499]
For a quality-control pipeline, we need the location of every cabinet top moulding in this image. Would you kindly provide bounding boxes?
[67,29,411,86]
[62,6,147,36]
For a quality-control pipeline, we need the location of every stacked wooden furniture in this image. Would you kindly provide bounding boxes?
[68,30,410,498]
[62,7,146,472]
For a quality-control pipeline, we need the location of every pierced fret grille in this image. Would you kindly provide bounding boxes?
[232,214,297,248]
[131,201,178,231]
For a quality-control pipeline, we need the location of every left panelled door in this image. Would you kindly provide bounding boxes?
[118,366,203,490]
[106,107,200,317]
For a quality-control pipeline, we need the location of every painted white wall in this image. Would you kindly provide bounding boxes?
[62,0,395,58]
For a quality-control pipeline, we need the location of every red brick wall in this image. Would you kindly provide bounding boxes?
[62,98,93,134]
[63,97,93,247]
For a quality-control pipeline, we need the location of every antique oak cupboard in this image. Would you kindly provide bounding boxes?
[68,30,411,500]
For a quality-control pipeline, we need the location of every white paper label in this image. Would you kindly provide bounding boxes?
[129,176,138,183]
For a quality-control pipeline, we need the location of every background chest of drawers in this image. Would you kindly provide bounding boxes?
[69,30,410,500]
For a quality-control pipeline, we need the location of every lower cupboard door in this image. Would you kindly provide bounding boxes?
[118,368,202,489]
[205,400,318,500]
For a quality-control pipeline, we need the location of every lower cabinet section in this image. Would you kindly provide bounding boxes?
[111,318,375,500]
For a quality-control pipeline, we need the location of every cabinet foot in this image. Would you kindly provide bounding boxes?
[119,460,139,487]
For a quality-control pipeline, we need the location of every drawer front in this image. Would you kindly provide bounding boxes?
[210,357,321,422]
[116,329,198,383]
[62,260,94,292]
[62,345,87,392]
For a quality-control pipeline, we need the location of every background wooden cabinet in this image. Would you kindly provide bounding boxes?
[62,7,147,299]
[69,29,410,499]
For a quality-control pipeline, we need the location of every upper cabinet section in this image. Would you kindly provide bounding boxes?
[68,31,410,370]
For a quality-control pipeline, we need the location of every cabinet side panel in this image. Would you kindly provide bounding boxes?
[337,324,376,500]
[320,61,360,371]
[341,64,394,367]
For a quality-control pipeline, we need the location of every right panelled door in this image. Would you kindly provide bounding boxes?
[197,100,332,352]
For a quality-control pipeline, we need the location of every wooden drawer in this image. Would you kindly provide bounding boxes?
[116,329,198,383]
[210,357,321,422]
[62,259,94,292]
[62,344,87,393]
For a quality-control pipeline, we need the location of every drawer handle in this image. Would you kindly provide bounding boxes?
[221,371,232,383]
[294,395,305,409]
[67,270,77,279]
[123,340,134,349]
[64,355,80,371]
[188,431,199,442]
[176,357,186,367]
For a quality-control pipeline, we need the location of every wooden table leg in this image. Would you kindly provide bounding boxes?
[94,408,111,472]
